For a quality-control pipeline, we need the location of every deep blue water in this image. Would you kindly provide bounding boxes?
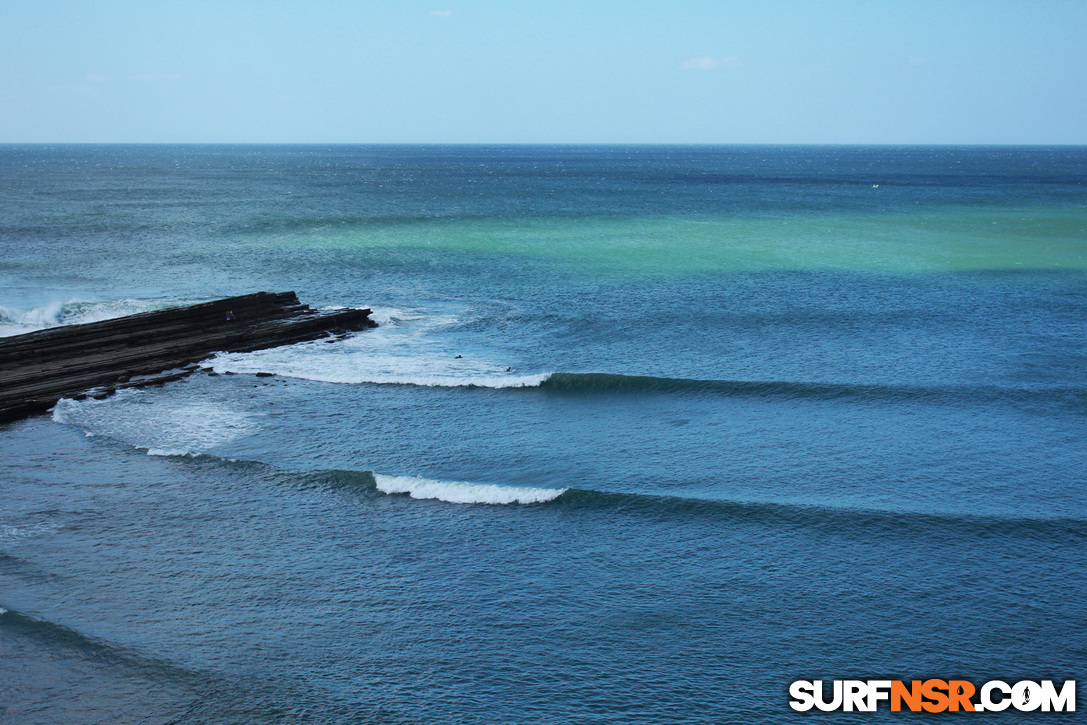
[1,145,1086,723]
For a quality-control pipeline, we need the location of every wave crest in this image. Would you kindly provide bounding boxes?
[536,372,1085,407]
[373,474,566,505]
[0,298,191,337]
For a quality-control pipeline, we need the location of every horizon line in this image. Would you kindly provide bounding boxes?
[2,141,1086,148]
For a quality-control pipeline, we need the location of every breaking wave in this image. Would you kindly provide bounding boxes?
[0,298,193,337]
[209,305,549,388]
[239,460,1087,541]
[31,417,1087,536]
[65,442,1083,539]
[206,353,1087,404]
[195,304,1082,405]
[373,474,566,504]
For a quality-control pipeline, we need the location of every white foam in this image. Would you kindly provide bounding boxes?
[0,521,61,544]
[146,448,194,458]
[0,300,65,334]
[52,392,256,456]
[210,305,548,389]
[0,298,192,337]
[365,307,461,328]
[374,474,565,505]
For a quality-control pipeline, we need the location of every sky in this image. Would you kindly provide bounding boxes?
[1,0,1085,144]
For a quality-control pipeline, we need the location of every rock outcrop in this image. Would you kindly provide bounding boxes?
[0,291,376,422]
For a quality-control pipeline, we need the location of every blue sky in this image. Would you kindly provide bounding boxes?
[1,0,1085,143]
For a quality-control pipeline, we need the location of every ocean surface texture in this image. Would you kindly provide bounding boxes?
[1,145,1085,723]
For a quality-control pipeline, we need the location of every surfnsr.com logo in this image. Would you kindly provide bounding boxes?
[789,679,1076,713]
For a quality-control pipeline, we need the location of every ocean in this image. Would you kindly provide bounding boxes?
[1,145,1085,723]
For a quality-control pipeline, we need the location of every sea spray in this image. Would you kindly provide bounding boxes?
[0,298,192,337]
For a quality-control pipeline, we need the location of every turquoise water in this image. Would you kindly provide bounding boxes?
[1,145,1085,723]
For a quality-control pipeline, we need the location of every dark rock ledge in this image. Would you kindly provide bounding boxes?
[0,291,376,423]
